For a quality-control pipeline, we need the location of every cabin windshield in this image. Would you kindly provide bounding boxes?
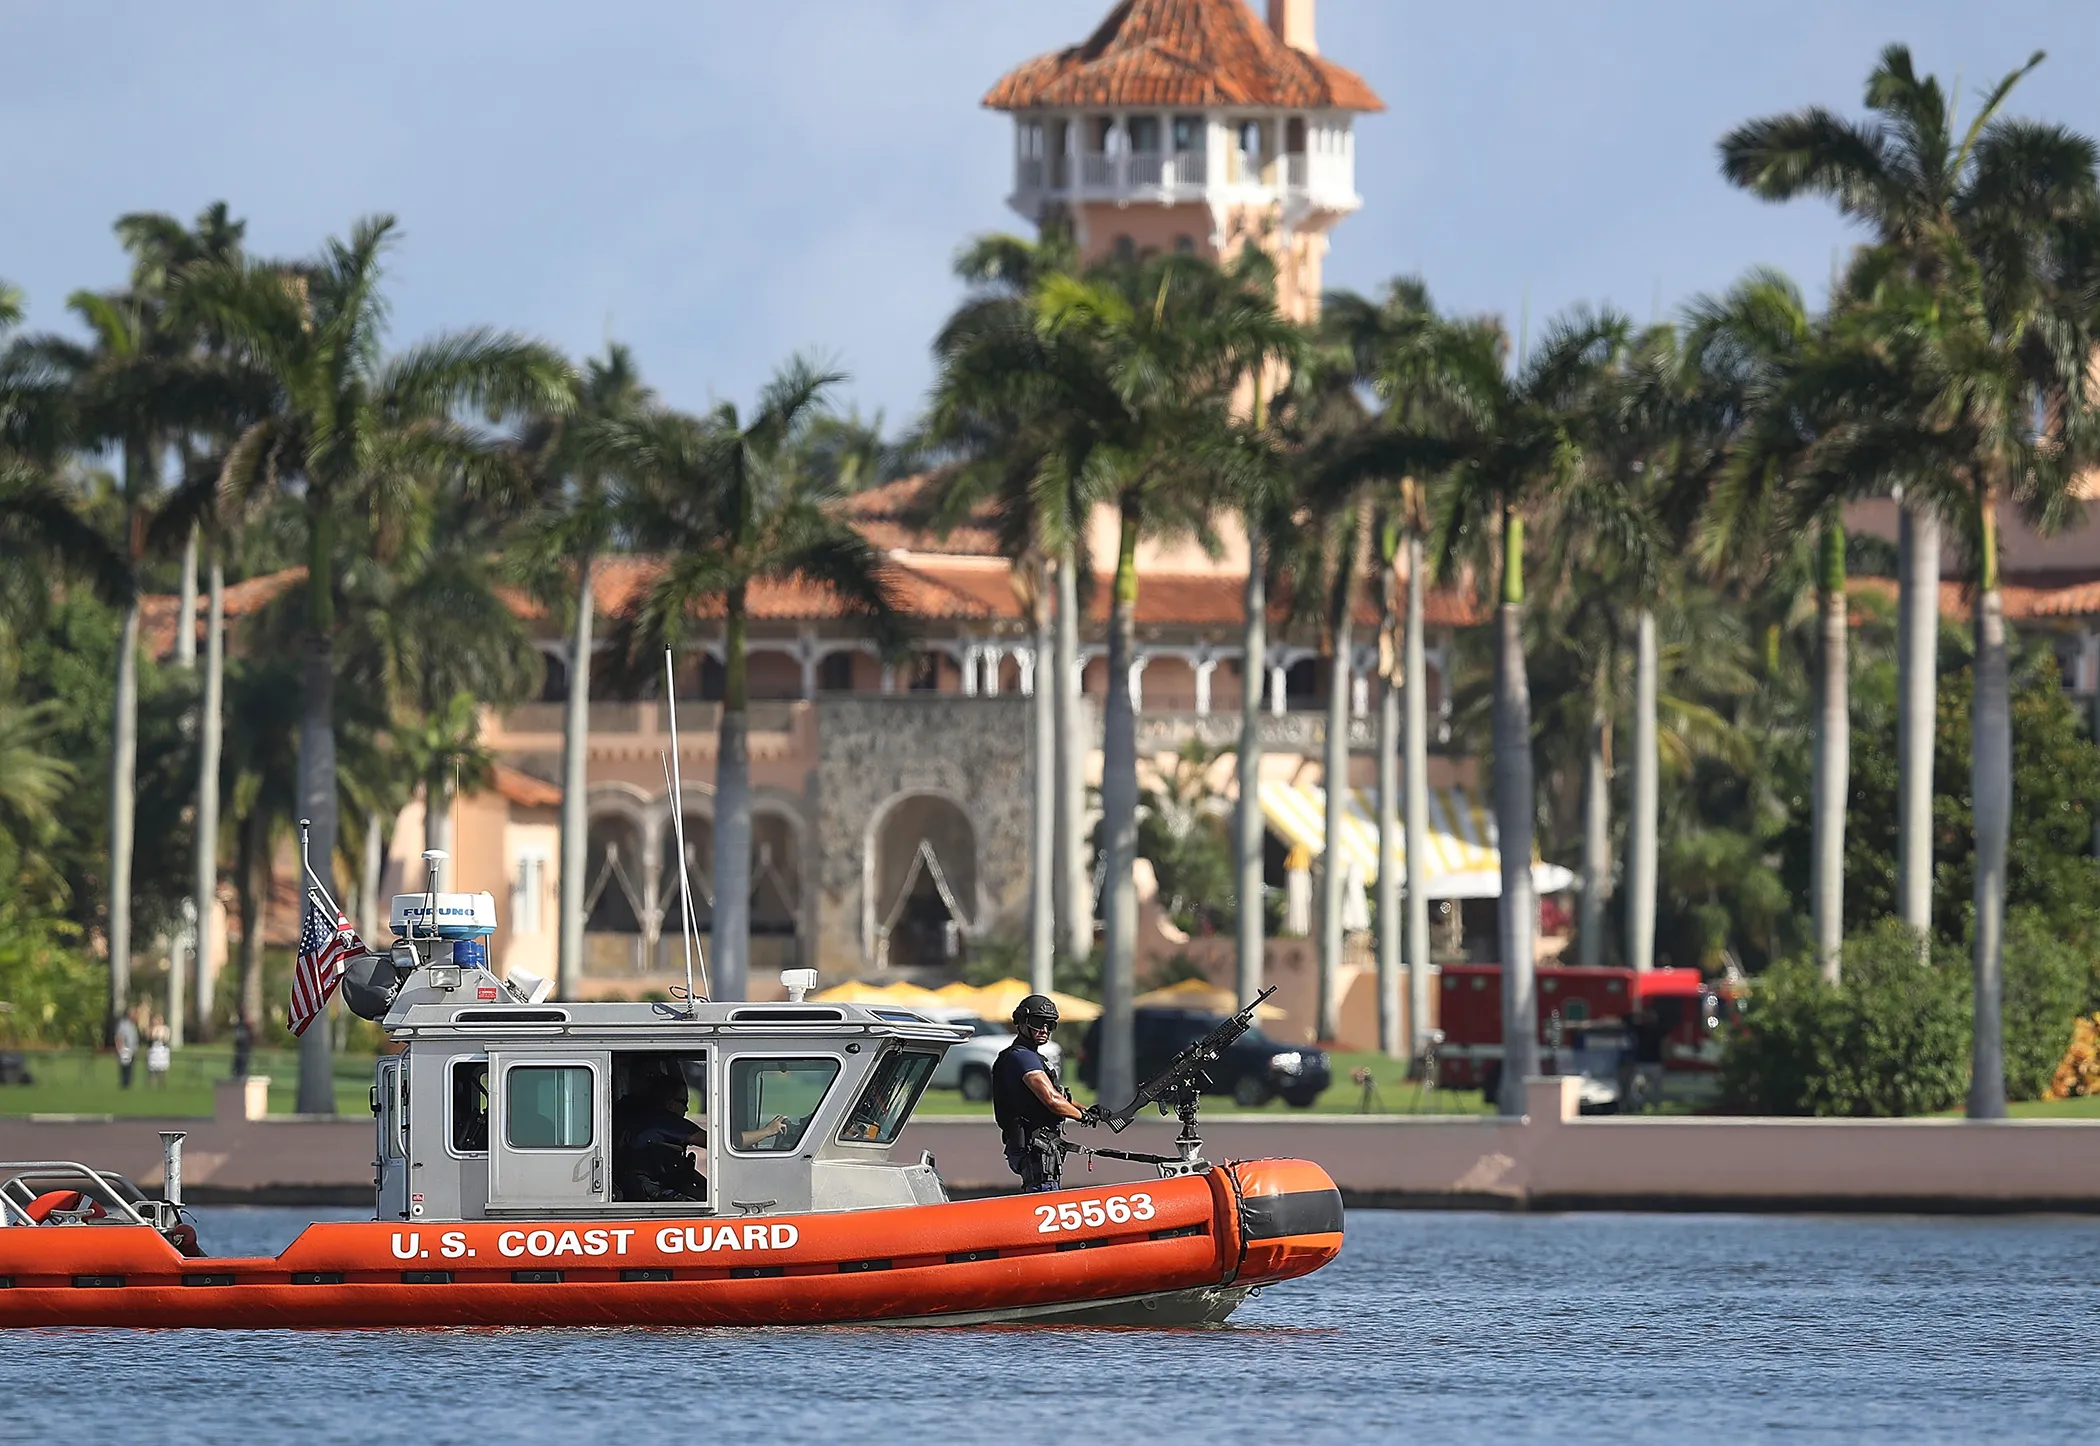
[838,1051,938,1145]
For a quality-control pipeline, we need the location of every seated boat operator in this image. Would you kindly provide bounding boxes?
[992,994,1087,1193]
[612,1059,792,1202]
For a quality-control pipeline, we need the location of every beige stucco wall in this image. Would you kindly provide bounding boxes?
[13,1076,2097,1211]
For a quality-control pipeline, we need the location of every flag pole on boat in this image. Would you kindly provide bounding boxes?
[297,817,345,918]
[663,649,708,1012]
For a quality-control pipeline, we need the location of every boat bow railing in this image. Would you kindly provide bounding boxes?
[0,1160,156,1227]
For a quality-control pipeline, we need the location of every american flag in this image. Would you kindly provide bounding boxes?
[289,890,367,1036]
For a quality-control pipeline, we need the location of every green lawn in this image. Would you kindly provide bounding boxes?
[917,1050,1495,1118]
[0,1044,376,1118]
[1993,1095,2100,1119]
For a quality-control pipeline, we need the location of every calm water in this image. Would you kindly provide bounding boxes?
[5,1206,2091,1445]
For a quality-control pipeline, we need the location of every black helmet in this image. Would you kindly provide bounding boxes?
[1013,994,1060,1029]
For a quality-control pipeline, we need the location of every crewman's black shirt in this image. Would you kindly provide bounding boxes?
[992,1042,1056,1140]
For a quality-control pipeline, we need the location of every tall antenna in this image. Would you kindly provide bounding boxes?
[662,649,708,1011]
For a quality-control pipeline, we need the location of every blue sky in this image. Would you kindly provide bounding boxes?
[6,1,2098,427]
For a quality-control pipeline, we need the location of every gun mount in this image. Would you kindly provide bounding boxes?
[1074,988,1279,1177]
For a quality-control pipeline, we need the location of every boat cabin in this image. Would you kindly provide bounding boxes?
[356,893,965,1224]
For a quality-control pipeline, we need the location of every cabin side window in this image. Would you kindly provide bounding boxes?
[452,1060,489,1154]
[728,1057,840,1155]
[838,1051,938,1146]
[507,1065,594,1150]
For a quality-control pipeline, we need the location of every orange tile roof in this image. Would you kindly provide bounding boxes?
[584,555,1007,625]
[517,553,1487,633]
[1848,575,2100,622]
[839,474,1005,556]
[139,567,306,660]
[1084,570,1486,630]
[985,0,1383,114]
[491,763,561,809]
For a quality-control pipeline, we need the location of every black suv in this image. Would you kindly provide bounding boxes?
[1078,1008,1331,1108]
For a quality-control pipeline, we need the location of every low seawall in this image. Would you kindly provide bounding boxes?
[6,1078,2097,1213]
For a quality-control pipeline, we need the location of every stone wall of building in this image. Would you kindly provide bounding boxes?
[812,696,1034,977]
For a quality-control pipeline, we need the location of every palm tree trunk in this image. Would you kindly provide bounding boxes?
[558,555,595,1000]
[1897,502,1940,934]
[189,543,225,1040]
[296,510,338,1115]
[1628,607,1659,973]
[1969,494,2010,1120]
[1028,581,1056,994]
[1403,535,1433,1065]
[1578,704,1608,968]
[237,806,267,1032]
[1053,548,1090,964]
[1374,563,1402,1058]
[1493,506,1537,1117]
[176,523,199,670]
[1812,519,1848,983]
[1317,563,1355,1045]
[713,593,753,1000]
[360,811,384,949]
[1097,507,1142,1109]
[105,594,140,1045]
[425,774,454,868]
[1236,524,1267,1005]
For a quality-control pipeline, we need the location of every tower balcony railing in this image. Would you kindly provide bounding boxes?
[1023,149,1210,202]
[1016,148,1355,212]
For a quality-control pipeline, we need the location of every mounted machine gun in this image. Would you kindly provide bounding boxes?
[1071,988,1279,1177]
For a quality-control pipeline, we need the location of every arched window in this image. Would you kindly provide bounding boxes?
[871,796,978,970]
[536,652,570,704]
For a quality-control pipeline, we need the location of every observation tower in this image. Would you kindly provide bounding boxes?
[984,0,1384,321]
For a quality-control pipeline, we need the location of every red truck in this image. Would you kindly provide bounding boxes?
[1433,963,1726,1110]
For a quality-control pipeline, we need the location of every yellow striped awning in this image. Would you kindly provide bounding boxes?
[1257,781,1577,900]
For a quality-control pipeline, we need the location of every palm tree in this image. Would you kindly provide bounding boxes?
[602,359,905,1000]
[1200,372,1301,1016]
[1812,237,2099,1116]
[1323,280,1497,1060]
[116,202,249,1039]
[1027,254,1295,1107]
[186,215,573,1110]
[1718,45,2088,946]
[1309,493,1365,1044]
[1435,310,1632,1114]
[1685,270,1865,981]
[923,233,1092,994]
[397,692,493,868]
[1271,348,1392,1046]
[10,267,217,1042]
[1589,319,1724,975]
[510,344,654,999]
[219,654,301,1036]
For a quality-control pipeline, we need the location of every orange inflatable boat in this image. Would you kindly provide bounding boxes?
[0,1157,1340,1329]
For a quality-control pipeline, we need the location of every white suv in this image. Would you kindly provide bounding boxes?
[928,1010,1062,1102]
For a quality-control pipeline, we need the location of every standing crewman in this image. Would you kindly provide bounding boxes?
[992,994,1086,1192]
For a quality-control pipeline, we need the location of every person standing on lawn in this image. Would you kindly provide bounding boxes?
[114,1012,140,1089]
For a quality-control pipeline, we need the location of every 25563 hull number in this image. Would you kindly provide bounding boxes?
[1034,1193,1155,1233]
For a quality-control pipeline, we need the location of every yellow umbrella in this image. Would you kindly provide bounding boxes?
[1131,977,1286,1020]
[930,981,986,1008]
[969,978,1103,1023]
[810,980,948,1010]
